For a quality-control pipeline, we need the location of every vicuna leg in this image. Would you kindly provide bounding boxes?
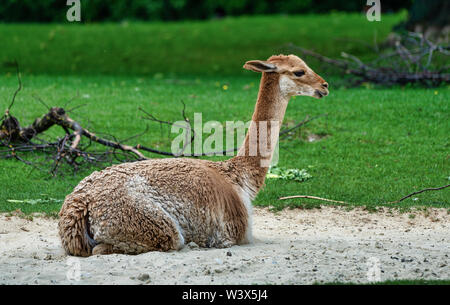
[92,243,114,255]
[90,200,185,254]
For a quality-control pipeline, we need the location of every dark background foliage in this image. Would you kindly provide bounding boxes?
[0,0,415,22]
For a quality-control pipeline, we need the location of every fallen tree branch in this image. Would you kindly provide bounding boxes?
[278,195,348,205]
[1,107,147,160]
[285,32,450,86]
[386,184,450,204]
[279,184,450,206]
[6,60,22,113]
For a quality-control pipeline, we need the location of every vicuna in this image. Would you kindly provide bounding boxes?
[58,54,329,256]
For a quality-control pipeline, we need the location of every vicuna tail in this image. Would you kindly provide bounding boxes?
[58,199,96,257]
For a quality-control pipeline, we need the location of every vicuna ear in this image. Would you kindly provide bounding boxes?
[243,60,278,73]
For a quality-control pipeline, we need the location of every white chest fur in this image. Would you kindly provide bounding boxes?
[236,184,254,244]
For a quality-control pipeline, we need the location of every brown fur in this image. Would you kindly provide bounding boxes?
[58,54,328,256]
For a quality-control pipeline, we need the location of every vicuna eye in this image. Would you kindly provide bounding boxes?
[293,70,305,77]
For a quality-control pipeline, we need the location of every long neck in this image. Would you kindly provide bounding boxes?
[230,72,290,193]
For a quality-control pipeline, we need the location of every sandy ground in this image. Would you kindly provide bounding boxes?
[0,206,449,285]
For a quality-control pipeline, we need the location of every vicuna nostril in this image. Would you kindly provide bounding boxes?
[322,82,328,88]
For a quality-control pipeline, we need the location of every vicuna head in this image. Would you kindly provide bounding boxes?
[243,54,329,99]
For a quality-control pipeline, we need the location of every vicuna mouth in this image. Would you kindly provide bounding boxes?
[315,90,328,99]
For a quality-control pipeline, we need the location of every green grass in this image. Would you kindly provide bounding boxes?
[0,74,448,214]
[0,13,405,76]
[0,13,448,215]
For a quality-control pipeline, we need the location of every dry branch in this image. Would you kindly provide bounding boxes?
[278,195,348,204]
[386,184,450,204]
[285,32,450,86]
[6,60,22,113]
[279,184,450,206]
